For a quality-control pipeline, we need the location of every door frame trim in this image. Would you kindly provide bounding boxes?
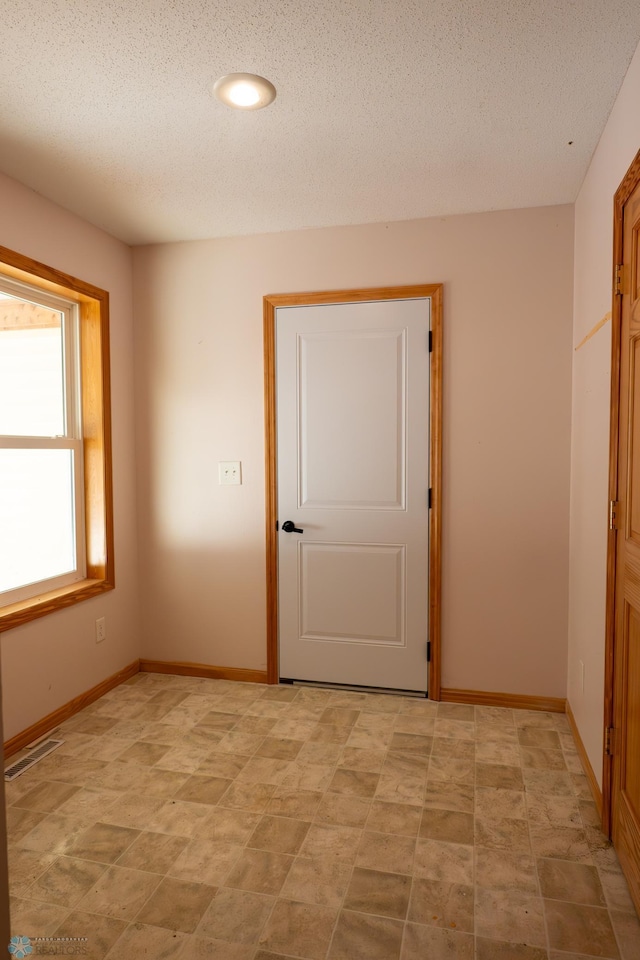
[263,283,443,696]
[603,148,640,834]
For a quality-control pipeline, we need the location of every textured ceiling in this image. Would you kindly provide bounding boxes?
[1,0,639,244]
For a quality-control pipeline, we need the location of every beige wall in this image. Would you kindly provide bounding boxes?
[0,173,140,741]
[134,204,574,697]
[568,41,640,783]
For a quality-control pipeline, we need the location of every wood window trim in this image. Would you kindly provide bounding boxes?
[0,245,114,633]
[263,283,443,697]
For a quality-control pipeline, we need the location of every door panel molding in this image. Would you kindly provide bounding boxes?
[263,284,443,696]
[605,149,640,831]
[604,148,640,915]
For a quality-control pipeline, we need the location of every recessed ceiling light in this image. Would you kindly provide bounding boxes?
[212,73,276,110]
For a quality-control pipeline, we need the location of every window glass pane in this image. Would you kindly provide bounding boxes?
[0,295,65,436]
[0,449,76,594]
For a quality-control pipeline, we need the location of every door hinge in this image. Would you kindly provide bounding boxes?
[428,330,433,353]
[605,726,614,756]
[609,500,619,531]
[276,520,279,531]
[428,487,432,509]
[426,641,431,662]
[615,264,627,296]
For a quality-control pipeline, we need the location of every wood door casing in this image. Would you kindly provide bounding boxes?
[263,284,443,696]
[607,149,640,915]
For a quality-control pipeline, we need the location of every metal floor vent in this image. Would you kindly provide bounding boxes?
[4,738,64,781]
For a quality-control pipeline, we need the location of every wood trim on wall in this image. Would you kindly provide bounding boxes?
[441,687,567,713]
[3,660,139,759]
[263,284,443,696]
[138,660,268,684]
[566,701,603,816]
[603,147,640,835]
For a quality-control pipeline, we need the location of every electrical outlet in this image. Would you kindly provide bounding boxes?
[95,617,106,643]
[218,461,242,485]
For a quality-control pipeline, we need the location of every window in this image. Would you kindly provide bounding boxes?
[0,246,114,630]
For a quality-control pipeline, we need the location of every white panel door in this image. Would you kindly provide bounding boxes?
[276,297,430,692]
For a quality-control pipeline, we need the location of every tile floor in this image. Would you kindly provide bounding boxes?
[4,673,640,959]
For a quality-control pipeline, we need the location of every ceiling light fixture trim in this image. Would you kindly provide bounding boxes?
[212,73,277,110]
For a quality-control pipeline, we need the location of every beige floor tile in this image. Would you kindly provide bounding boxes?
[475,887,546,947]
[10,896,70,936]
[65,821,140,863]
[610,909,640,960]
[537,857,606,906]
[234,756,292,785]
[475,847,538,894]
[54,909,128,960]
[408,878,474,931]
[382,751,429,779]
[413,839,474,884]
[130,767,190,798]
[428,756,475,783]
[13,781,81,813]
[297,741,343,765]
[423,781,474,813]
[115,830,188,873]
[103,921,188,959]
[356,831,416,874]
[168,837,243,885]
[77,864,162,920]
[475,762,524,790]
[225,847,294,895]
[431,737,475,759]
[419,808,474,845]
[475,741,521,765]
[281,856,352,906]
[195,886,273,943]
[474,816,531,854]
[100,793,165,830]
[544,898,621,958]
[18,813,99,856]
[27,855,107,908]
[366,801,422,837]
[173,773,231,804]
[476,939,548,960]
[7,848,57,896]
[147,798,215,836]
[521,746,568,770]
[219,780,276,812]
[526,792,582,826]
[314,792,371,827]
[247,814,311,854]
[344,866,411,920]
[375,774,425,805]
[266,788,323,819]
[338,746,387,772]
[328,909,404,960]
[186,938,253,958]
[255,736,304,760]
[437,703,475,722]
[7,679,639,960]
[529,823,593,862]
[400,922,474,960]
[298,823,362,863]
[475,785,527,821]
[135,876,216,932]
[258,898,339,959]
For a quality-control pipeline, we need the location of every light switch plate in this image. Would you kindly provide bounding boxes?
[219,461,242,485]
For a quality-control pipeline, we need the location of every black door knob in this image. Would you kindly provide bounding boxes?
[282,520,304,533]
